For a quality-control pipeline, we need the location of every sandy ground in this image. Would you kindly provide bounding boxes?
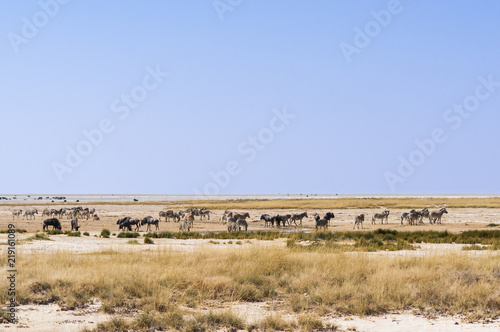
[1,204,499,331]
[2,205,500,234]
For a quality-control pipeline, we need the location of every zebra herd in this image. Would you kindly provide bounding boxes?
[400,208,448,225]
[12,207,99,221]
[11,206,450,233]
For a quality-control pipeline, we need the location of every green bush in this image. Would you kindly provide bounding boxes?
[118,232,140,238]
[100,229,111,238]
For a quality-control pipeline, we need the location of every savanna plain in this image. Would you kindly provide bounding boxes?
[1,197,499,331]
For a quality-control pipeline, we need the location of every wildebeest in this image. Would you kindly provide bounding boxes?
[71,218,80,231]
[260,214,273,227]
[430,208,448,224]
[353,214,365,230]
[116,217,138,231]
[271,215,285,228]
[324,212,335,225]
[314,214,329,231]
[141,216,160,232]
[372,210,390,224]
[12,209,22,220]
[43,218,62,231]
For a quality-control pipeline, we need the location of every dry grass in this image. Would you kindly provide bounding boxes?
[162,197,500,210]
[3,248,499,328]
[3,197,500,209]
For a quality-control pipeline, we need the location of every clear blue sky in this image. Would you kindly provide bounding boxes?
[1,0,499,195]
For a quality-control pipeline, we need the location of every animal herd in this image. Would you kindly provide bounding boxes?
[11,206,450,233]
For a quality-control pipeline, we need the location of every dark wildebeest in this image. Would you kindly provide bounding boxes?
[353,214,365,230]
[314,214,329,231]
[71,218,80,231]
[260,214,273,227]
[324,212,335,225]
[116,217,133,231]
[43,218,61,231]
[290,212,308,226]
[141,216,159,232]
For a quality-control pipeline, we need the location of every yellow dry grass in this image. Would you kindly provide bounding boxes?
[3,197,500,209]
[5,248,500,325]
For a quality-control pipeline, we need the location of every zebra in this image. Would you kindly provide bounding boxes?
[200,210,211,220]
[372,210,390,225]
[353,214,365,230]
[227,221,239,233]
[400,212,410,225]
[236,219,248,232]
[12,209,22,220]
[430,208,448,224]
[24,209,38,220]
[179,220,191,232]
[290,212,308,226]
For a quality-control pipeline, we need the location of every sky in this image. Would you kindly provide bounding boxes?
[1,0,499,195]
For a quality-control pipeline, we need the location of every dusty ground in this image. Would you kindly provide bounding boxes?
[1,204,499,331]
[2,205,500,234]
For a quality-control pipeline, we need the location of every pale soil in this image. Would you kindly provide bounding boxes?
[2,205,500,234]
[1,204,499,331]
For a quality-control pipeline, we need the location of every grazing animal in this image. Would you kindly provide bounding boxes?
[24,209,38,220]
[260,214,273,227]
[71,218,80,231]
[43,218,62,231]
[408,212,420,226]
[430,208,448,224]
[372,210,390,224]
[42,208,51,218]
[179,220,191,232]
[324,212,335,225]
[227,221,239,233]
[353,214,365,230]
[233,213,250,221]
[116,217,133,231]
[93,214,100,221]
[236,219,248,232]
[314,214,329,231]
[141,216,160,232]
[271,215,284,228]
[158,211,168,222]
[12,209,22,220]
[200,210,211,220]
[400,212,410,225]
[290,212,308,226]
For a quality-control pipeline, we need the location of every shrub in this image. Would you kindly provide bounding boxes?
[83,232,89,236]
[67,231,81,237]
[144,237,154,244]
[100,229,110,238]
[118,232,140,238]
